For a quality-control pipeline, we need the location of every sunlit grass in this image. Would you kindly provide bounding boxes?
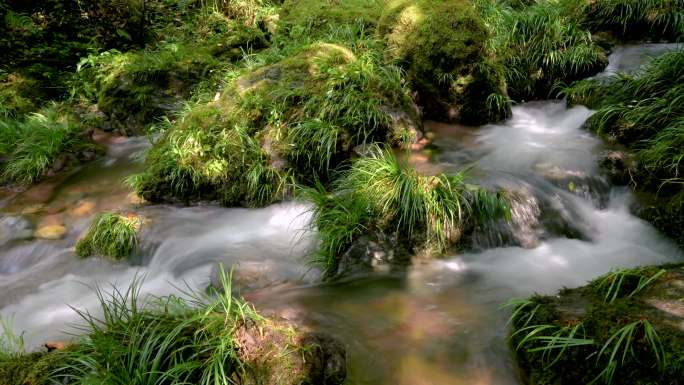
[75,212,141,260]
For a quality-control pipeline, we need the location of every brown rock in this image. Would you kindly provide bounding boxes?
[34,225,67,240]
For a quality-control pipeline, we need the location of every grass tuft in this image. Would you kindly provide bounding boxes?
[75,212,141,260]
[302,145,510,277]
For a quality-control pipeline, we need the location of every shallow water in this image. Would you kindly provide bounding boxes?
[1,44,683,384]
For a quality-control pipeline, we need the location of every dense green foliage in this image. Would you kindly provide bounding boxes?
[584,0,684,41]
[279,0,386,34]
[303,145,510,276]
[0,106,98,184]
[508,264,684,385]
[58,272,255,385]
[130,27,418,205]
[476,0,608,100]
[75,212,141,260]
[564,49,684,246]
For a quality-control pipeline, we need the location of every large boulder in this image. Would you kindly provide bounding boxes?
[133,42,420,206]
[378,0,511,124]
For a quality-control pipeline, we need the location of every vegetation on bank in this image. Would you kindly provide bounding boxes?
[75,212,141,260]
[507,264,684,385]
[563,49,684,246]
[0,269,346,385]
[0,106,99,184]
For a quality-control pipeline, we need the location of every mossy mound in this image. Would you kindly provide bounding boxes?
[279,0,386,34]
[132,41,419,206]
[75,212,141,260]
[74,22,268,134]
[0,350,71,385]
[378,0,511,124]
[509,264,684,385]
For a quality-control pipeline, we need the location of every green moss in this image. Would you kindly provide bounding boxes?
[0,351,70,385]
[378,0,511,124]
[509,264,684,385]
[279,0,386,34]
[73,20,268,134]
[133,39,418,206]
[75,212,141,260]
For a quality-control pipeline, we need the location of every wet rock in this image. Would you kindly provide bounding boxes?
[209,261,285,293]
[34,225,67,240]
[599,150,634,185]
[69,200,96,217]
[237,320,346,385]
[336,232,411,277]
[471,187,592,249]
[534,162,612,207]
[43,341,69,352]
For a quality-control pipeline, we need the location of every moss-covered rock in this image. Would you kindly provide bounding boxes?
[237,320,346,385]
[0,350,70,385]
[75,22,268,135]
[75,212,141,260]
[378,0,511,124]
[132,41,419,206]
[509,264,684,385]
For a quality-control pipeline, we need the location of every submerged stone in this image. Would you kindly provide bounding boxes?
[34,225,67,240]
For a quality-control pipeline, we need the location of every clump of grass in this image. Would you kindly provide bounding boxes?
[507,264,684,385]
[593,267,667,303]
[0,106,95,185]
[0,317,25,359]
[57,269,258,385]
[476,0,608,101]
[583,0,684,41]
[133,32,418,206]
[75,212,141,260]
[302,145,510,277]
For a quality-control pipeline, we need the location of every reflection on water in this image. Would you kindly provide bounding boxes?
[0,44,682,385]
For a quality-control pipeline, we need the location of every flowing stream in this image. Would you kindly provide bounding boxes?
[1,44,682,385]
